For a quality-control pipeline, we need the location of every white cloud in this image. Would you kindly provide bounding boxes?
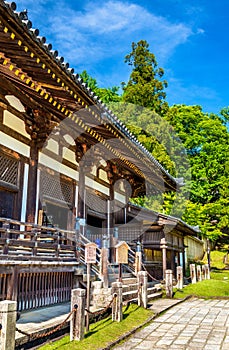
[17,0,195,67]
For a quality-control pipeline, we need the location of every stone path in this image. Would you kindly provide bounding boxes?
[113,298,229,350]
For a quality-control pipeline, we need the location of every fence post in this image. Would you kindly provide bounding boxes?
[205,264,210,279]
[160,238,167,280]
[176,266,183,289]
[196,265,202,281]
[137,271,148,308]
[112,282,122,322]
[0,300,17,350]
[101,247,109,289]
[165,269,173,298]
[202,265,206,280]
[70,288,86,341]
[190,264,197,284]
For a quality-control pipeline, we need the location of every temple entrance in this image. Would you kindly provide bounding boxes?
[42,200,71,230]
[86,213,105,247]
[0,190,15,218]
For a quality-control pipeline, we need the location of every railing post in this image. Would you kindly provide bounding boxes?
[176,266,183,289]
[32,227,38,256]
[0,300,17,350]
[165,269,173,298]
[135,250,142,274]
[190,264,197,284]
[112,282,122,322]
[2,222,10,255]
[137,271,148,308]
[70,288,86,341]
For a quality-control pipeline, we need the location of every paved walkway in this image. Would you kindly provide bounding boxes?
[113,298,229,350]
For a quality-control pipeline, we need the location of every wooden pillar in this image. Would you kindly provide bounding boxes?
[205,264,210,279]
[196,265,202,282]
[171,249,175,275]
[101,247,109,288]
[190,263,197,284]
[6,266,19,301]
[176,266,183,289]
[135,251,142,274]
[77,165,86,221]
[165,269,173,298]
[112,282,123,322]
[24,108,53,224]
[160,238,167,280]
[70,288,86,341]
[26,144,38,223]
[137,271,148,308]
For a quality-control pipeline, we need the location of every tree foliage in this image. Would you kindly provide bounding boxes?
[80,70,121,103]
[122,40,168,114]
[165,105,229,241]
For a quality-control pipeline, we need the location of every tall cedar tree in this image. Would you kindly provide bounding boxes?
[122,40,168,114]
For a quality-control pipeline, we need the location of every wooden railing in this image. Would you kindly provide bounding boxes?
[0,218,79,261]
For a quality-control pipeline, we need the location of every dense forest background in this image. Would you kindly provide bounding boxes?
[80,40,229,243]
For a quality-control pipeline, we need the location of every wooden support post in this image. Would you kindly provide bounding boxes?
[118,263,122,282]
[190,264,197,284]
[165,269,173,298]
[137,271,148,308]
[32,227,38,256]
[101,247,108,288]
[26,145,39,223]
[0,300,17,350]
[86,262,91,332]
[6,266,19,301]
[205,264,210,279]
[202,265,206,280]
[160,238,167,280]
[196,265,202,282]
[176,266,183,289]
[77,166,86,222]
[112,282,123,322]
[2,222,10,255]
[135,251,142,274]
[70,288,86,341]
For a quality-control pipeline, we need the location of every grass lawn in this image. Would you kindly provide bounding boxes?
[174,249,229,299]
[39,303,154,350]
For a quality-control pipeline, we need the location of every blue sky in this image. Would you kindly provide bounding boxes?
[15,0,229,114]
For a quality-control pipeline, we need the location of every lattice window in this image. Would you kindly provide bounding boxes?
[86,191,107,213]
[0,154,19,186]
[40,172,73,204]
